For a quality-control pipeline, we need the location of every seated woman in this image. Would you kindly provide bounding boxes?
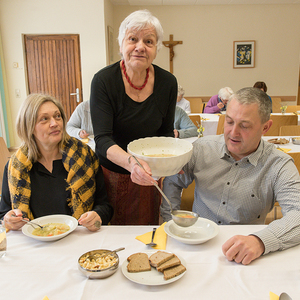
[0,94,113,231]
[173,106,198,138]
[204,87,233,114]
[176,85,191,114]
[66,100,93,139]
[253,81,272,112]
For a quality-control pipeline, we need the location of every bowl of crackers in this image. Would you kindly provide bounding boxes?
[78,249,120,279]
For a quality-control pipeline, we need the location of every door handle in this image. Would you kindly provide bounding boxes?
[70,88,80,103]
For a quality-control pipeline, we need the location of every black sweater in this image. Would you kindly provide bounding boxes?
[90,61,178,174]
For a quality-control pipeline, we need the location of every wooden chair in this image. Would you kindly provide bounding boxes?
[0,137,11,194]
[264,115,298,136]
[216,114,226,135]
[279,125,300,136]
[188,115,201,127]
[271,97,282,113]
[180,180,195,211]
[285,105,300,113]
[185,97,204,113]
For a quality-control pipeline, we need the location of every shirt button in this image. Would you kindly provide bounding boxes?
[227,182,230,185]
[222,202,226,205]
[257,215,260,218]
[235,163,238,166]
[251,194,255,197]
[218,221,221,224]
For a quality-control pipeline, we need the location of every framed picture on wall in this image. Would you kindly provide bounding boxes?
[107,26,114,65]
[233,41,255,68]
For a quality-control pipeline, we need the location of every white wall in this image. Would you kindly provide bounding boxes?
[1,1,300,147]
[0,0,107,146]
[113,4,300,97]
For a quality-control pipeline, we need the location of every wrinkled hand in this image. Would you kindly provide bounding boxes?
[222,235,265,265]
[3,209,26,231]
[217,102,225,109]
[78,211,102,232]
[79,130,89,139]
[129,158,156,186]
[174,129,179,138]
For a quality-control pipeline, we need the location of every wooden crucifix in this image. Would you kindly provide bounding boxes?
[162,34,183,74]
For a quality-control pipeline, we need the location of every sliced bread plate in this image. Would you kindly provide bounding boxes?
[122,250,186,286]
[164,217,219,245]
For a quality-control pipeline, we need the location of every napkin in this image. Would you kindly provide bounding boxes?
[42,297,50,300]
[135,222,167,250]
[276,147,291,153]
[269,291,279,300]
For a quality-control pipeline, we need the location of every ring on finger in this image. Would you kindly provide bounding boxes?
[94,220,101,229]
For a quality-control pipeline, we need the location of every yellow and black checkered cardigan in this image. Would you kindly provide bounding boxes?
[7,136,99,220]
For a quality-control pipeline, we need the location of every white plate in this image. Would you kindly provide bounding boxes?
[122,251,186,286]
[164,217,219,245]
[22,214,78,241]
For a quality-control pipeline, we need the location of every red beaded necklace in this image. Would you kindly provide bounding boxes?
[121,60,149,91]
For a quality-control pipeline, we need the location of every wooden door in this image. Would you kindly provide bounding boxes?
[24,34,82,119]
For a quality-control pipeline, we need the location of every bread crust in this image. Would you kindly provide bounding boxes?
[149,251,175,267]
[163,264,186,280]
[157,255,181,272]
[127,253,151,273]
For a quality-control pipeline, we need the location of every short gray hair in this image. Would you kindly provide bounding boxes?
[228,87,272,123]
[118,10,164,52]
[218,87,234,100]
[177,85,185,97]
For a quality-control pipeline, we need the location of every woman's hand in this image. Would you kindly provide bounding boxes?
[3,209,26,231]
[129,157,156,186]
[78,211,102,232]
[79,130,89,139]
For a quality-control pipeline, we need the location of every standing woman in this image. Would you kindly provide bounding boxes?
[0,94,113,231]
[90,10,177,225]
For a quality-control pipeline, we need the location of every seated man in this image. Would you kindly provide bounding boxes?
[204,87,233,114]
[66,100,93,139]
[173,106,198,138]
[161,87,300,265]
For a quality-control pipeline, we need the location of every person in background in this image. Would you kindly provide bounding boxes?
[66,100,93,139]
[0,94,113,231]
[253,81,272,112]
[90,10,177,225]
[204,87,233,114]
[161,87,300,265]
[176,85,191,114]
[174,106,198,138]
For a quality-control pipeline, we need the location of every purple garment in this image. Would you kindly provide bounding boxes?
[204,95,225,114]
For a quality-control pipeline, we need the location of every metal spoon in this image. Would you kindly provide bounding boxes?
[12,214,44,229]
[146,228,157,247]
[86,247,125,261]
[279,292,292,300]
[129,155,199,227]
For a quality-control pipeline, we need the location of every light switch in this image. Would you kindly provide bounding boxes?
[15,89,21,98]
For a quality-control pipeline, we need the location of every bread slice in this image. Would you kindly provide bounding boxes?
[157,255,181,272]
[127,253,151,273]
[163,264,186,280]
[149,251,174,268]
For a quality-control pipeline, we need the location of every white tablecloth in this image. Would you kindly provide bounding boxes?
[262,136,300,153]
[1,225,298,300]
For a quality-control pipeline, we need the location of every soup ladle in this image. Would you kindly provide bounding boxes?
[129,155,198,227]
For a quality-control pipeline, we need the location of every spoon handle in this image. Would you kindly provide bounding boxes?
[129,155,173,212]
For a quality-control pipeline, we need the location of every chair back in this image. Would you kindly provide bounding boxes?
[288,152,300,174]
[0,137,11,193]
[286,105,300,113]
[188,115,201,127]
[271,97,282,113]
[185,97,204,113]
[264,115,298,136]
[279,125,300,136]
[180,180,195,211]
[216,114,226,135]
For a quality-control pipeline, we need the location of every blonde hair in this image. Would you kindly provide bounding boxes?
[16,93,68,162]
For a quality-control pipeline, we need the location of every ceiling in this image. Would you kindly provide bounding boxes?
[110,0,300,5]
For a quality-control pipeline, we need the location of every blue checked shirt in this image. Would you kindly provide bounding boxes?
[161,135,300,254]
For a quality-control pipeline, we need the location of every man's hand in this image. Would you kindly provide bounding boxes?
[222,235,265,265]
